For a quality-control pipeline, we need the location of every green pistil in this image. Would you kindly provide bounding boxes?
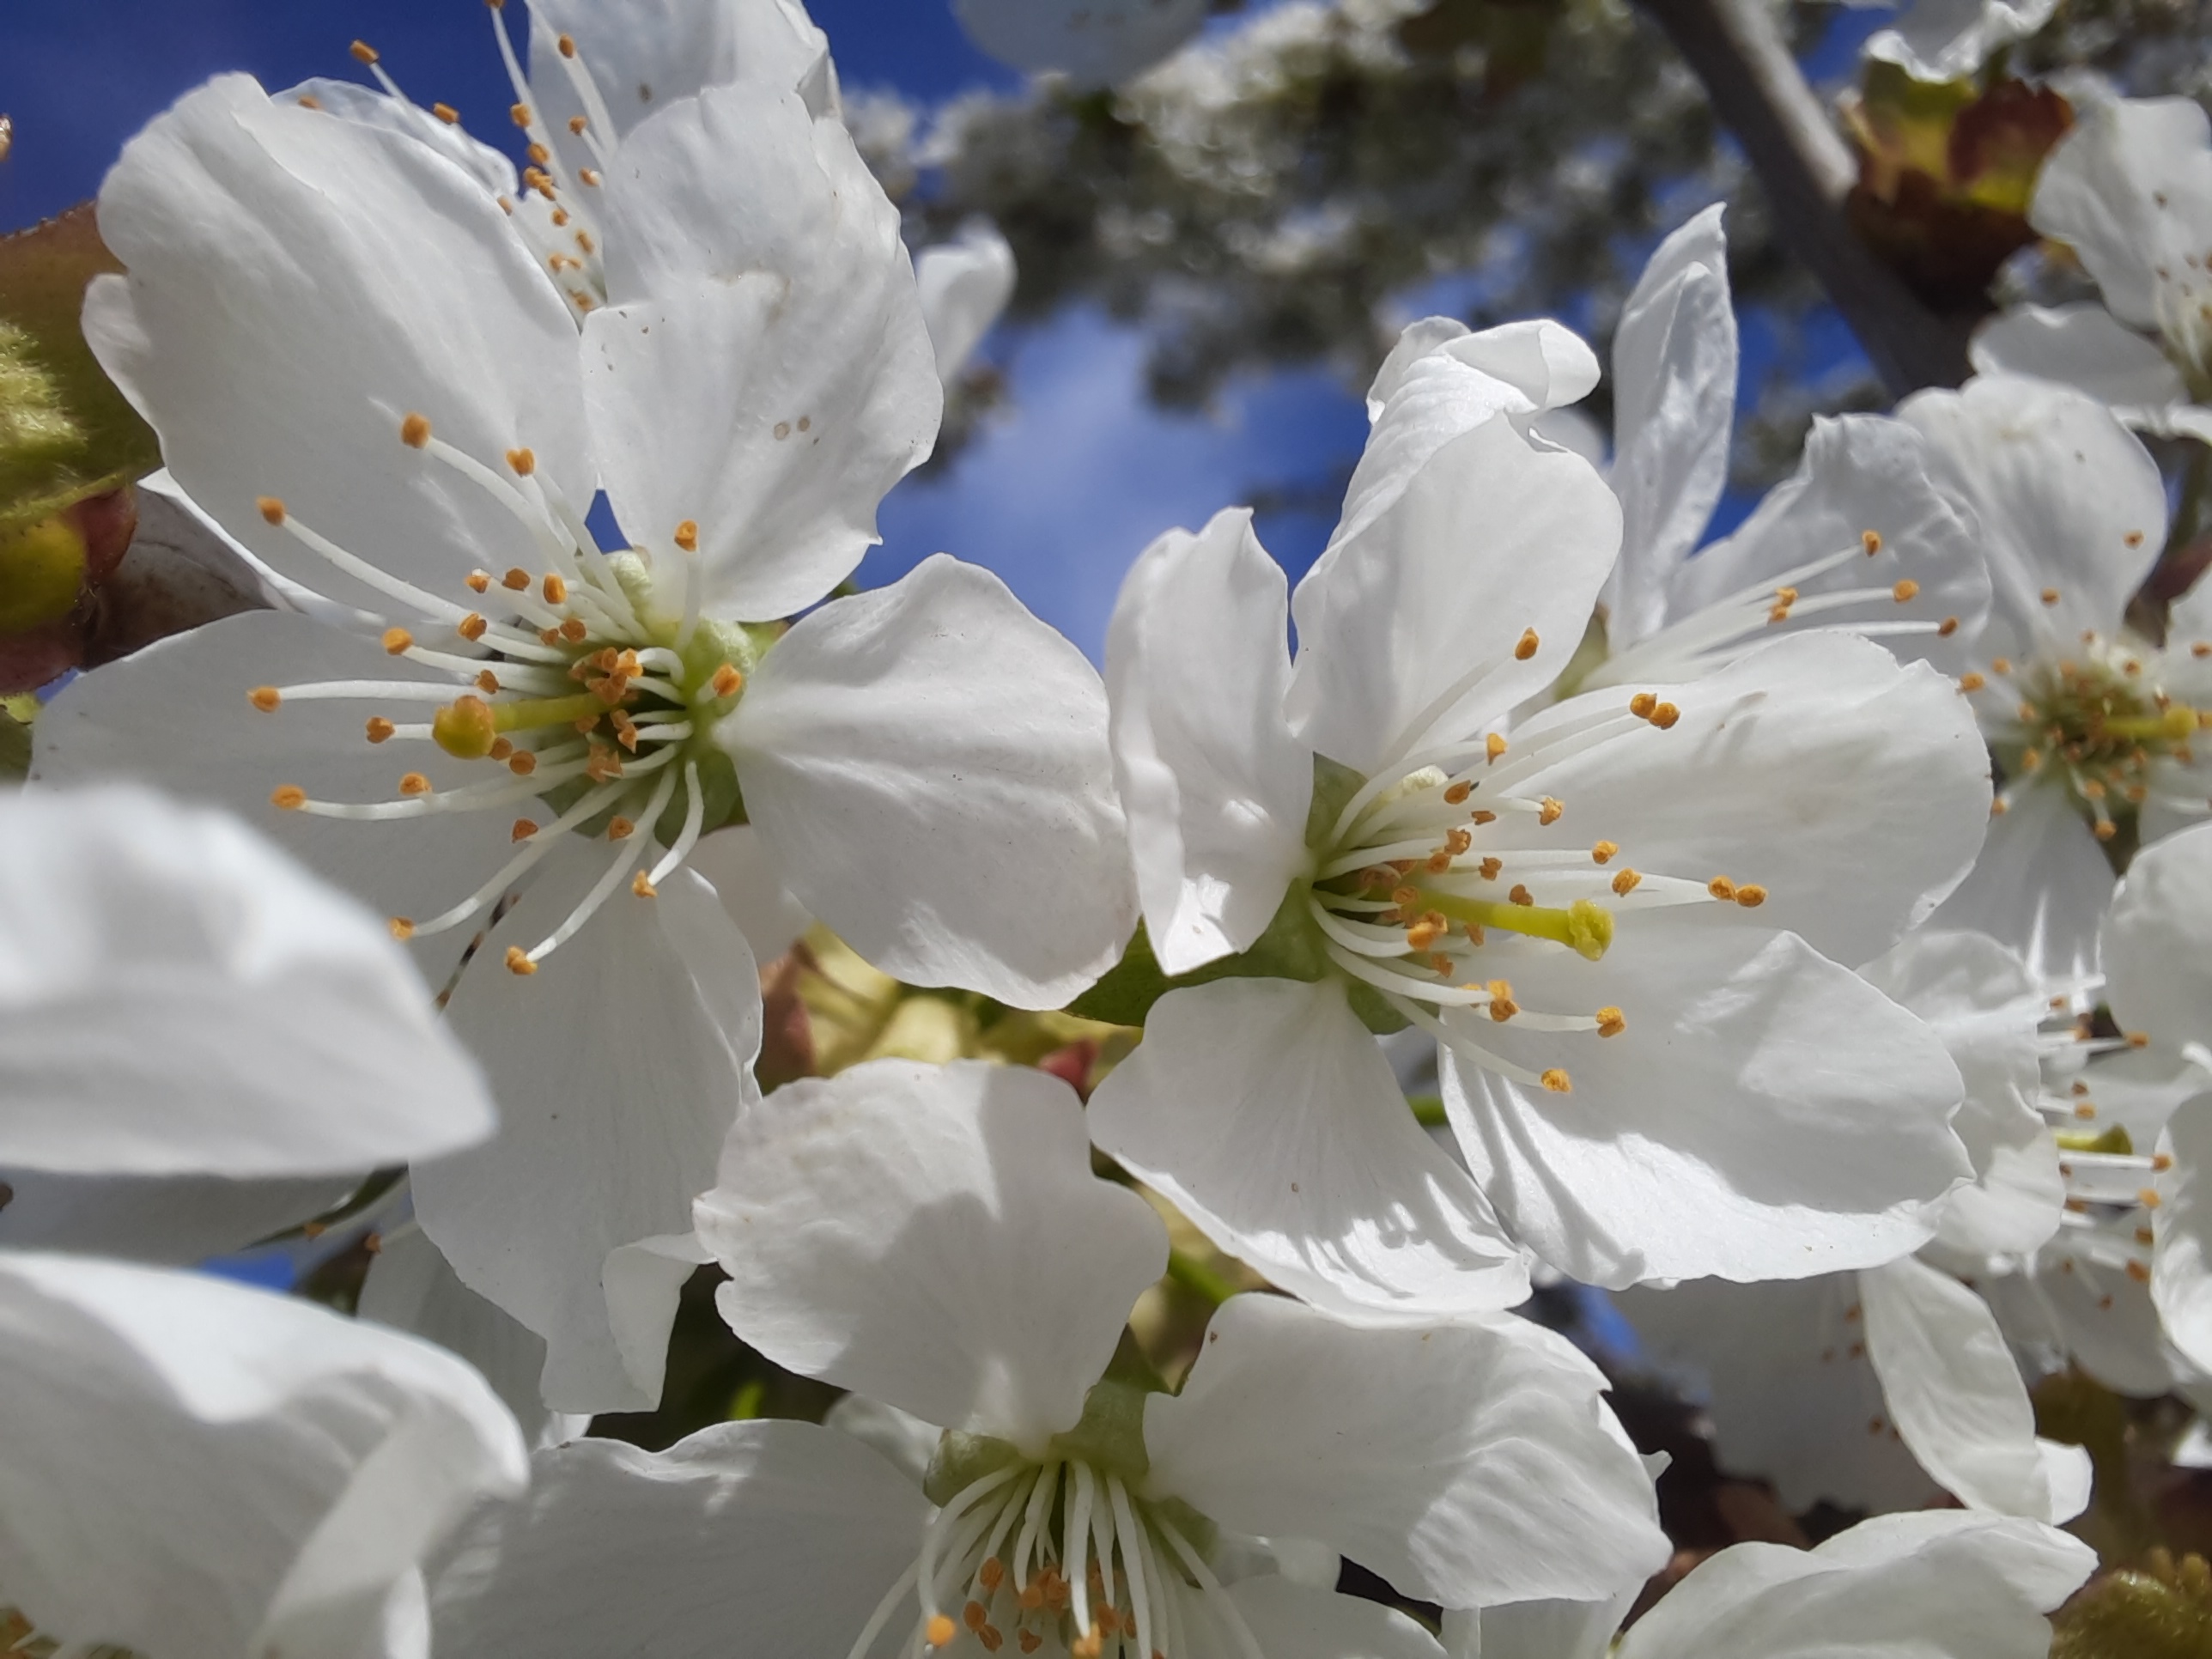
[1411,889,1614,961]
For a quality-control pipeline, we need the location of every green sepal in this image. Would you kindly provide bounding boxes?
[924,1431,1027,1509]
[0,206,160,534]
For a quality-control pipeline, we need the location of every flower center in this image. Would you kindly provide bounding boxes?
[853,1455,1245,1659]
[1964,632,2209,843]
[248,412,750,975]
[1299,684,1765,1096]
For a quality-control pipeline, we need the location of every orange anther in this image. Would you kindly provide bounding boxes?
[1707,876,1736,901]
[674,520,700,553]
[1540,1068,1571,1093]
[1592,840,1618,865]
[389,918,415,940]
[400,412,431,448]
[365,716,396,744]
[506,447,537,476]
[1485,732,1507,763]
[432,102,460,124]
[1861,530,1881,556]
[349,40,380,64]
[508,751,538,776]
[1595,1006,1626,1037]
[504,946,538,976]
[1443,780,1473,805]
[459,614,489,642]
[271,785,307,810]
[1537,797,1563,825]
[1892,579,1918,602]
[512,818,538,842]
[1735,884,1767,908]
[1508,884,1534,906]
[543,573,568,604]
[1513,628,1539,661]
[247,686,282,713]
[257,495,286,525]
[382,627,414,655]
[1611,868,1642,896]
[398,773,431,797]
[501,568,531,591]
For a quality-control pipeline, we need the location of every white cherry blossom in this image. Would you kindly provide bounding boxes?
[39,61,1128,1413]
[1087,315,1986,1311]
[428,1056,1664,1657]
[1974,97,2212,447]
[1899,374,2209,981]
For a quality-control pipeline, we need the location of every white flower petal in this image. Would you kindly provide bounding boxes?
[0,783,492,1177]
[724,555,1135,1009]
[361,1225,579,1450]
[687,823,811,963]
[1655,413,1990,676]
[0,1170,353,1265]
[1088,977,1528,1323]
[1104,509,1313,975]
[1620,1275,1936,1514]
[278,77,518,196]
[1146,1296,1667,1609]
[1606,204,1735,647]
[32,610,530,993]
[697,1059,1166,1450]
[587,79,939,617]
[1287,416,1620,774]
[417,855,760,1416]
[1443,915,1969,1289]
[2031,96,2212,333]
[1365,318,1601,422]
[1970,303,2191,423]
[1860,931,2060,1258]
[952,0,1210,85]
[918,222,1018,384]
[2102,819,2212,1050]
[0,1251,525,1659]
[823,1393,945,1486]
[1503,630,1990,968]
[1615,1512,2093,1659]
[1226,1577,1447,1659]
[1447,1592,1635,1659]
[1928,782,2112,986]
[1860,1256,2089,1522]
[1899,375,2166,659]
[2155,1092,2212,1376]
[432,1421,927,1659]
[86,75,587,613]
[1864,0,2057,82]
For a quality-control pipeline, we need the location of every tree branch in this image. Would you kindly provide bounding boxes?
[1638,0,1973,396]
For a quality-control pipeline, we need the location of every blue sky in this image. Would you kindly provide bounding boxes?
[0,0,1878,662]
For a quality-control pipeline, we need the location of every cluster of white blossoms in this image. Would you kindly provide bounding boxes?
[13,1,2212,1655]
